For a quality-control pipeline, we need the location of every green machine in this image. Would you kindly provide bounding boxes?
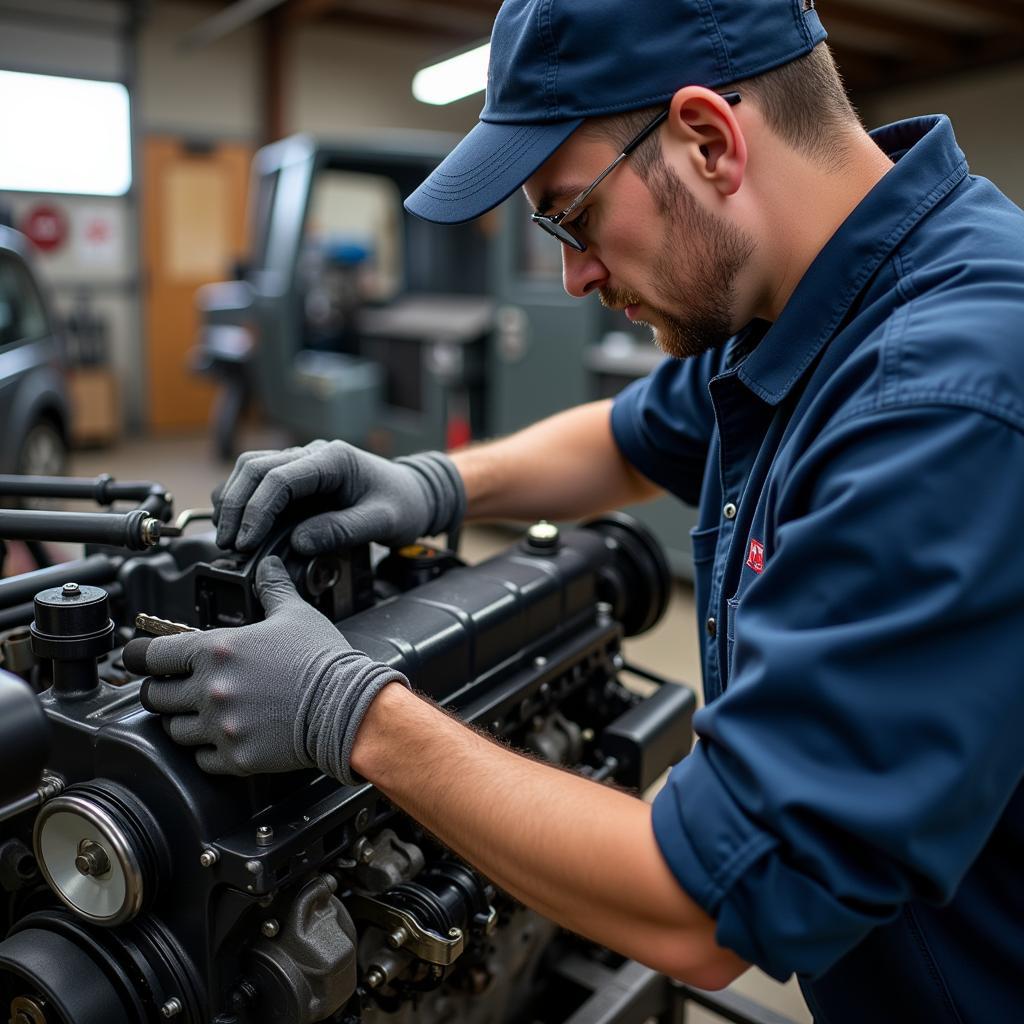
[196,134,697,578]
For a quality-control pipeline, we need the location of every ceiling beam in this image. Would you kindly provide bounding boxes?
[937,0,1024,30]
[178,0,290,48]
[822,1,968,63]
[323,9,481,45]
[332,0,493,36]
[284,0,339,25]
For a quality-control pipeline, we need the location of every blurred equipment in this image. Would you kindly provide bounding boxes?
[0,474,791,1024]
[195,135,492,462]
[63,289,118,448]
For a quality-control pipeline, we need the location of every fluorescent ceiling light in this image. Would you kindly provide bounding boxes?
[0,71,132,196]
[413,42,489,106]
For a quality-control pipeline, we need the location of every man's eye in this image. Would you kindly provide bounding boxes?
[566,208,589,233]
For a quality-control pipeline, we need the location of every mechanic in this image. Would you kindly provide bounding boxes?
[123,1,1024,1020]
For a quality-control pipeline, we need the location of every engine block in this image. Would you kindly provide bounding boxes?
[0,486,696,1024]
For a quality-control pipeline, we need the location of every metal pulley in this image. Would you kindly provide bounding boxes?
[33,786,161,928]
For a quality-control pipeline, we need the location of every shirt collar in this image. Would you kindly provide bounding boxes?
[736,115,969,405]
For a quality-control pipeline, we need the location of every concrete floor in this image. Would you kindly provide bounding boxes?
[67,430,812,1024]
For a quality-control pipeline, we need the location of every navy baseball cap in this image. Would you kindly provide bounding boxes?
[405,0,827,224]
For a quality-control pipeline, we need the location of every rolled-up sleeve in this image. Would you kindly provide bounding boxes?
[610,349,720,506]
[652,402,1024,980]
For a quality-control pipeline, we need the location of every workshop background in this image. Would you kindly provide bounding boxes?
[1,1,1023,1021]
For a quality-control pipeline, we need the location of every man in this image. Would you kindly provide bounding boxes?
[124,1,1024,1020]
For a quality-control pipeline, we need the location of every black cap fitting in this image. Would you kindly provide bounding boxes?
[31,584,114,699]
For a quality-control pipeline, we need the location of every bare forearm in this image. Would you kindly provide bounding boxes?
[451,400,662,522]
[351,683,747,989]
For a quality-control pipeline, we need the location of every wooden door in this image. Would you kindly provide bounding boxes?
[143,138,251,432]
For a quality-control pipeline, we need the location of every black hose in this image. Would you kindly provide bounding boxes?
[0,509,155,551]
[0,555,119,608]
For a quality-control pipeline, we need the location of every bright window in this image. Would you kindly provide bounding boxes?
[0,70,132,196]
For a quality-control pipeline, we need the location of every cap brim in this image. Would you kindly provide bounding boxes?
[404,116,583,225]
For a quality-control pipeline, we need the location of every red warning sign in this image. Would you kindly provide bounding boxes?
[21,204,68,253]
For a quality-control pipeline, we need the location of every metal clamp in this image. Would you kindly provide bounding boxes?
[347,893,464,966]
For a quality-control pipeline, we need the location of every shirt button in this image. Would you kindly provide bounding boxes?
[723,502,737,520]
[706,617,717,639]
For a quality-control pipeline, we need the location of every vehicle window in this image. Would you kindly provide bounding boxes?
[249,168,279,270]
[0,253,49,348]
[304,171,403,303]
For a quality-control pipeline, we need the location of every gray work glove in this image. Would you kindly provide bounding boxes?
[213,439,466,555]
[121,556,408,783]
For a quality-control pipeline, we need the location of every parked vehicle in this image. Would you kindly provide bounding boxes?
[0,226,69,478]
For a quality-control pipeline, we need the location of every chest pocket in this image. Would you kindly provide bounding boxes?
[690,524,721,620]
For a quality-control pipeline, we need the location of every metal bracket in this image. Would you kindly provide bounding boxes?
[347,892,464,966]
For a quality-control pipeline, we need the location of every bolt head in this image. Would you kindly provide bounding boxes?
[260,919,280,938]
[199,848,218,867]
[62,582,80,595]
[160,997,182,1018]
[526,520,559,550]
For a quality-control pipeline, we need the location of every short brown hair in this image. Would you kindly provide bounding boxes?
[584,43,860,175]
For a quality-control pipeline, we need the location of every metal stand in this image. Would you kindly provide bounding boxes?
[553,953,801,1024]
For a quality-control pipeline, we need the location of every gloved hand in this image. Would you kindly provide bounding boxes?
[121,556,408,783]
[212,439,466,555]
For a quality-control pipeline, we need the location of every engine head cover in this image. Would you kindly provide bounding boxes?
[33,788,158,927]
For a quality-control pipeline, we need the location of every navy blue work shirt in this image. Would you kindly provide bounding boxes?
[612,115,1024,1023]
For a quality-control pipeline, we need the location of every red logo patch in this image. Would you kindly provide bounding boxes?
[746,539,765,575]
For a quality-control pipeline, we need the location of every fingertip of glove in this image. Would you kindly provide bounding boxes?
[255,554,287,580]
[289,527,323,557]
[122,637,153,674]
[139,676,158,713]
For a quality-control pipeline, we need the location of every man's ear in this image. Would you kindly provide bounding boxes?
[663,87,747,197]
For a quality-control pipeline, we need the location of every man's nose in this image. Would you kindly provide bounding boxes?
[562,246,609,298]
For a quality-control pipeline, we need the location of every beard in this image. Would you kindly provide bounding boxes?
[600,164,755,360]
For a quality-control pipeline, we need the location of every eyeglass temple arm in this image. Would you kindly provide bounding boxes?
[620,91,740,158]
[554,91,740,224]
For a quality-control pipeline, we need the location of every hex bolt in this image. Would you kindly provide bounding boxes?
[61,582,80,595]
[141,517,162,546]
[260,919,280,938]
[387,926,409,949]
[365,966,386,989]
[533,655,547,669]
[74,839,110,878]
[199,848,219,868]
[245,860,261,875]
[526,521,559,549]
[160,997,182,1018]
[255,824,274,846]
[448,927,462,940]
[354,807,370,832]
[596,601,614,622]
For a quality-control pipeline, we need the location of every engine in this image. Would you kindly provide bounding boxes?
[0,475,696,1024]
